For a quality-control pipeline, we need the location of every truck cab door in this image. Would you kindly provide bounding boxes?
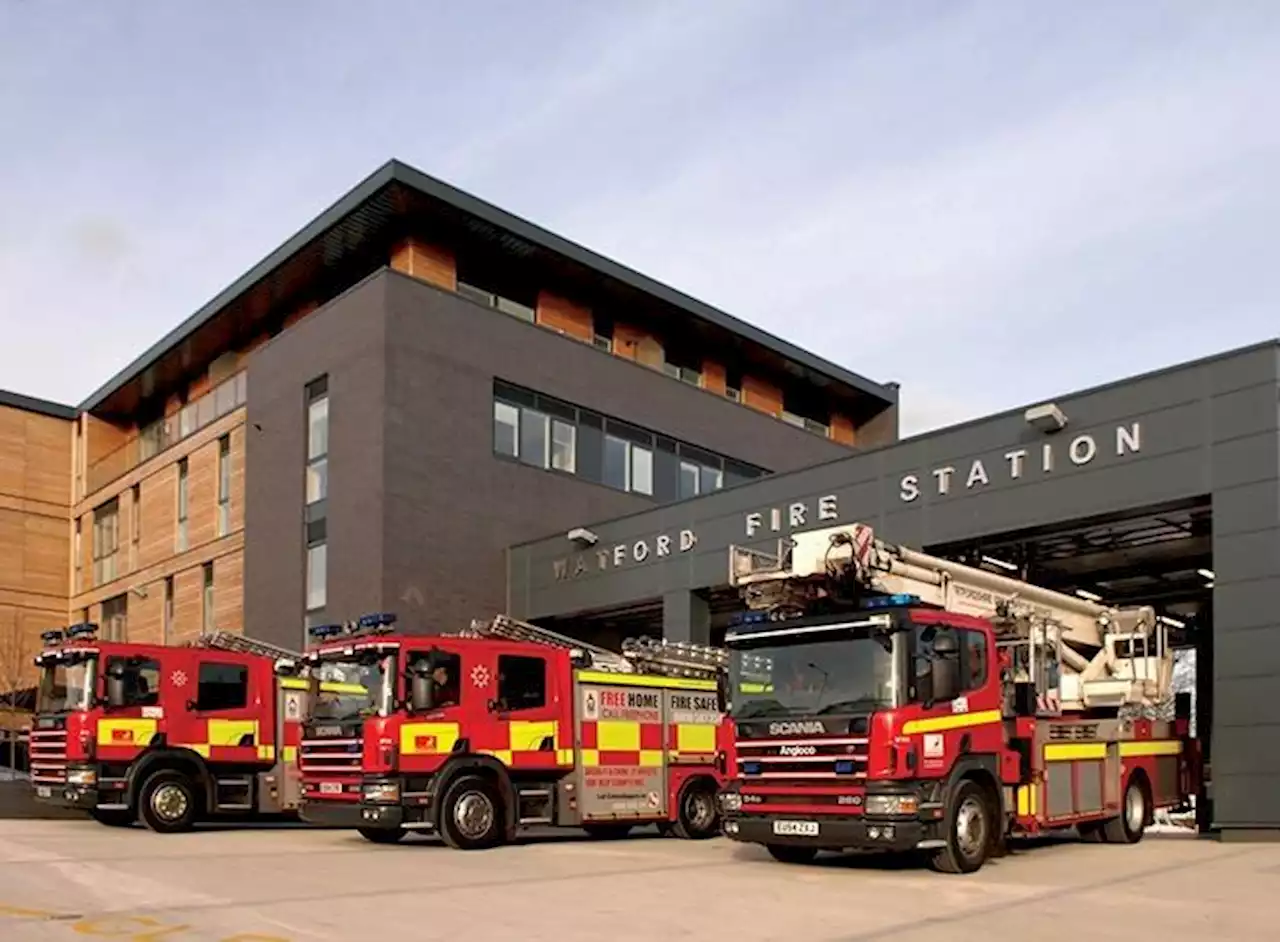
[98,653,163,757]
[400,644,472,763]
[182,653,261,763]
[488,647,563,770]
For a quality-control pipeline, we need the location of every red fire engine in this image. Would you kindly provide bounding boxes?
[28,622,319,832]
[297,613,730,848]
[717,523,1197,874]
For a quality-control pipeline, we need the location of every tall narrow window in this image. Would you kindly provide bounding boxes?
[305,529,327,622]
[306,377,328,505]
[217,435,231,537]
[202,562,215,632]
[101,594,128,642]
[176,458,189,552]
[131,483,142,566]
[603,435,652,496]
[73,519,82,593]
[163,575,174,645]
[92,499,120,586]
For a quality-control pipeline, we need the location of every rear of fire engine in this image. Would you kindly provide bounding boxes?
[29,623,314,832]
[717,523,1196,874]
[298,613,729,848]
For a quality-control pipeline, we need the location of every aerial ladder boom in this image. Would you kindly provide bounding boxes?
[729,523,1172,712]
[194,631,301,666]
[467,615,727,681]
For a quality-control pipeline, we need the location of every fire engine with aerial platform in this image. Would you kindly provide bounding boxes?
[27,622,338,832]
[716,522,1197,874]
[296,612,731,848]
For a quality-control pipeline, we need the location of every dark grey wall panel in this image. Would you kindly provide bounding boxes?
[376,270,859,636]
[244,274,389,650]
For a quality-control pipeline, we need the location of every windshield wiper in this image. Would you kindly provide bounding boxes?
[814,697,884,716]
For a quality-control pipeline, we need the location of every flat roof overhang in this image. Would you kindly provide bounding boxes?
[0,388,77,420]
[79,159,898,423]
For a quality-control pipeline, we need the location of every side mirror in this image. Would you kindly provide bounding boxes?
[409,660,434,713]
[106,674,126,709]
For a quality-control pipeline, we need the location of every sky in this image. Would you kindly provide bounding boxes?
[1,0,1278,435]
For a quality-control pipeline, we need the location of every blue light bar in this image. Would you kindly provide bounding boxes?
[308,623,345,640]
[66,622,99,639]
[357,612,397,631]
[859,593,920,610]
[41,630,64,646]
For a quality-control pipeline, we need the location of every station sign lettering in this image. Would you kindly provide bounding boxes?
[553,528,697,581]
[899,422,1142,503]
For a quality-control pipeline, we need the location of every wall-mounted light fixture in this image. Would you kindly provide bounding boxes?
[1025,402,1068,434]
[567,527,598,547]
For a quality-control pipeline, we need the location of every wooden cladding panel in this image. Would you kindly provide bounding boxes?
[229,426,246,533]
[0,603,64,692]
[138,465,177,570]
[213,550,244,635]
[830,413,856,446]
[701,361,728,396]
[82,414,130,470]
[535,291,594,341]
[127,584,165,645]
[741,375,783,417]
[0,406,73,508]
[187,438,218,549]
[170,566,206,645]
[0,511,68,603]
[391,238,458,291]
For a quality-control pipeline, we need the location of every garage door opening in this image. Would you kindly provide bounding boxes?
[927,496,1213,833]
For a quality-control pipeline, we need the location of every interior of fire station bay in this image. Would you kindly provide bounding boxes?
[506,339,1280,842]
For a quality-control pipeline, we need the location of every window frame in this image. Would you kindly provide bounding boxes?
[176,458,189,552]
[201,562,215,633]
[305,378,329,506]
[92,498,120,586]
[217,435,231,537]
[496,654,548,712]
[194,661,249,712]
[105,654,159,707]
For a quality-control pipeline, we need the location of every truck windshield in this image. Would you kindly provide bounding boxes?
[308,652,394,720]
[36,655,96,714]
[728,626,900,720]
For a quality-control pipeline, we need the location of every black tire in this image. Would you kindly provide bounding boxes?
[1078,820,1106,843]
[137,770,199,834]
[766,844,818,864]
[1102,776,1148,844]
[671,780,720,840]
[437,774,505,850]
[358,826,407,844]
[929,779,993,874]
[583,823,633,840]
[90,808,134,828]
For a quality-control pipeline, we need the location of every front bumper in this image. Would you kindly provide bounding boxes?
[300,798,406,829]
[723,813,937,853]
[31,772,101,811]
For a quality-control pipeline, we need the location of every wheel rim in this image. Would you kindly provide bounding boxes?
[453,791,495,840]
[1125,783,1145,832]
[151,783,189,823]
[684,790,716,831]
[954,795,987,859]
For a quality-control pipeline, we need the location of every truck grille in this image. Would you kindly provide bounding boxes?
[735,734,869,780]
[299,736,363,775]
[28,729,68,784]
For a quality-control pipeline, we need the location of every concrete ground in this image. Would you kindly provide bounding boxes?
[0,820,1276,942]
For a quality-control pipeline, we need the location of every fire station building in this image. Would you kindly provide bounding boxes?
[506,340,1280,841]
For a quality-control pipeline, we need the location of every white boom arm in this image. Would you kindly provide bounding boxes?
[729,523,1172,712]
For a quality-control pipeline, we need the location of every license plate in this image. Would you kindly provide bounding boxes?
[319,782,342,795]
[772,819,819,837]
[36,786,51,798]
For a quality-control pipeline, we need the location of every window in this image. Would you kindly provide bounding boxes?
[495,396,577,474]
[106,655,159,707]
[176,458,189,551]
[163,576,174,645]
[605,435,653,495]
[457,281,536,323]
[306,541,327,615]
[202,562,214,632]
[92,499,120,586]
[217,435,231,537]
[306,378,328,505]
[493,401,519,457]
[130,484,142,565]
[497,655,547,711]
[678,460,724,499]
[102,594,128,642]
[196,662,248,711]
[407,649,461,709]
[910,625,988,703]
[963,630,988,691]
[74,519,82,592]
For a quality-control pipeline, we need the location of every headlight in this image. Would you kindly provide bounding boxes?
[66,768,97,787]
[721,792,743,812]
[864,794,919,816]
[362,782,400,804]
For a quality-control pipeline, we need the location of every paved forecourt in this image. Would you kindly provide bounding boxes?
[0,821,1274,941]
